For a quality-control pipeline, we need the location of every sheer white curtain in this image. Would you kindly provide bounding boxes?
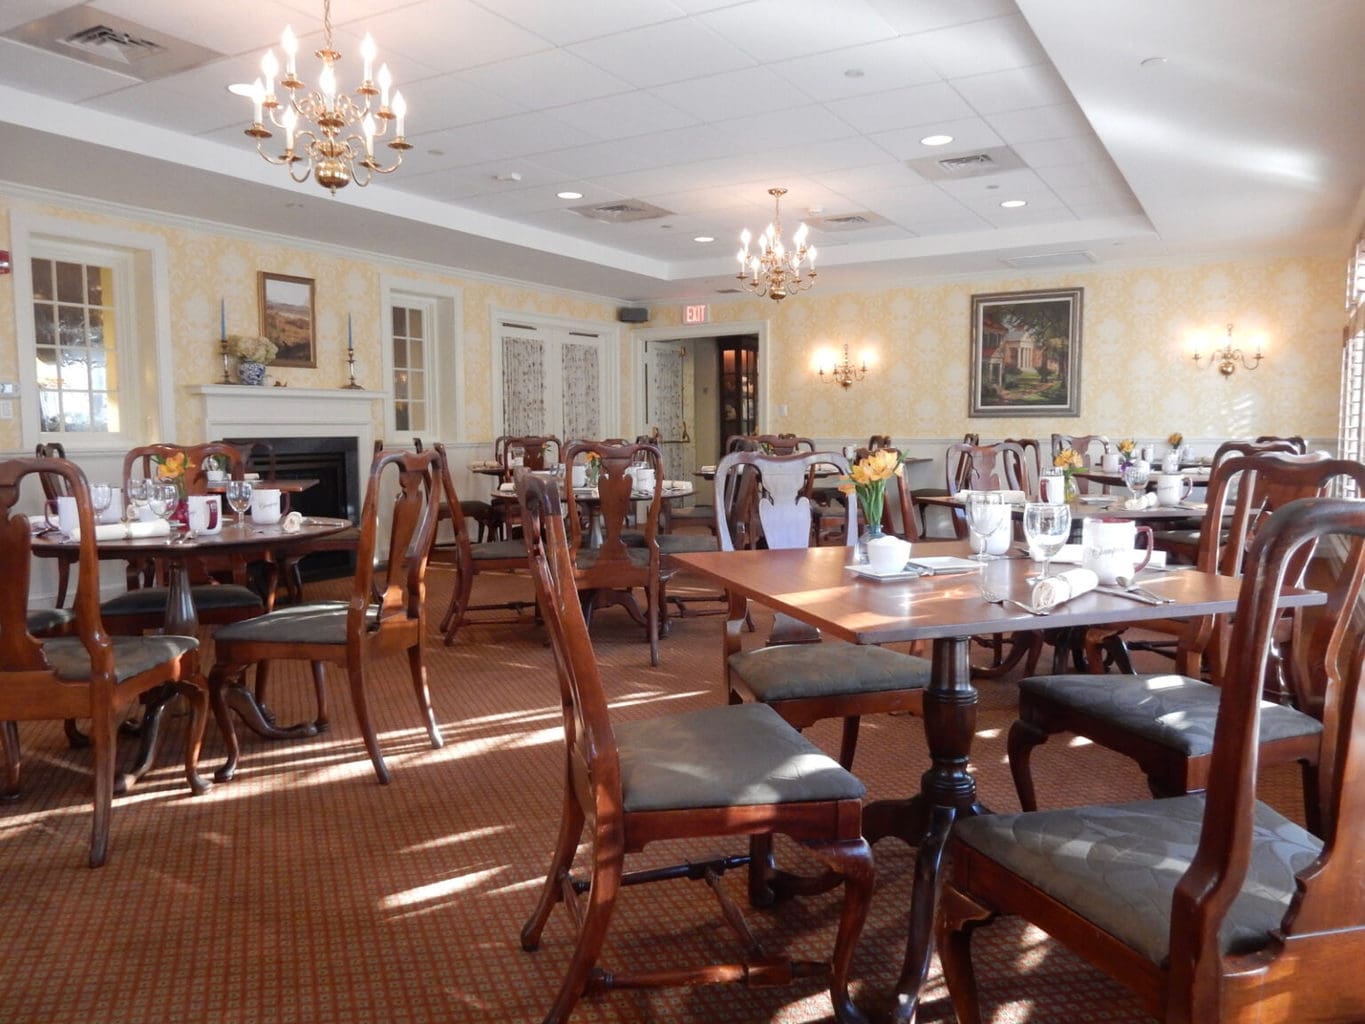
[497,321,604,442]
[647,347,687,480]
[561,338,600,443]
[501,331,547,436]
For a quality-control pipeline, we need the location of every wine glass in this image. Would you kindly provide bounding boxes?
[225,480,253,528]
[125,477,152,524]
[1123,460,1151,503]
[1023,502,1072,582]
[149,481,181,539]
[89,483,112,523]
[964,493,1007,563]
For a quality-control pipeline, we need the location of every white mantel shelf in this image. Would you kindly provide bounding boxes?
[186,385,387,459]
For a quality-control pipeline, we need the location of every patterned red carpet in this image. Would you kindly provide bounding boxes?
[1,565,1303,1023]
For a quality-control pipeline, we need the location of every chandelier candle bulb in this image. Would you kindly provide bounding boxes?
[281,26,298,80]
[737,187,817,301]
[377,64,392,107]
[360,34,376,83]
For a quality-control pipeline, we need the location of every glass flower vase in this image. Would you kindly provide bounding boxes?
[856,522,884,565]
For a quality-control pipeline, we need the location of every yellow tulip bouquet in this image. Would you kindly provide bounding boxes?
[838,448,905,531]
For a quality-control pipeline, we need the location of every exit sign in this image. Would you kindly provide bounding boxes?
[683,303,709,325]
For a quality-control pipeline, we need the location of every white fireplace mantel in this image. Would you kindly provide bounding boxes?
[186,385,385,458]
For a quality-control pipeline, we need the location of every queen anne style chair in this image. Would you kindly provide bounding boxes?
[1008,453,1365,826]
[207,448,445,784]
[1050,433,1108,494]
[940,495,1365,1024]
[911,432,979,538]
[1,456,210,867]
[513,472,874,1024]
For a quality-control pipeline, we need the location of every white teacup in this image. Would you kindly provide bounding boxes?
[633,466,656,492]
[1081,517,1154,585]
[1101,452,1121,473]
[866,534,911,573]
[968,515,1014,556]
[1039,473,1067,505]
[45,495,78,536]
[249,488,283,525]
[571,465,587,488]
[1155,473,1193,507]
[187,494,223,535]
[205,468,228,483]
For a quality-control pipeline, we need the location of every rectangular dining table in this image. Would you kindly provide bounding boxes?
[669,542,1325,1023]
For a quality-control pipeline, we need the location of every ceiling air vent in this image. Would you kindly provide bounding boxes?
[3,4,221,81]
[1001,250,1097,269]
[907,145,1026,181]
[569,199,673,223]
[808,211,889,231]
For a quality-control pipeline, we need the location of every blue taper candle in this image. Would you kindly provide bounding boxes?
[220,299,226,342]
[347,313,353,353]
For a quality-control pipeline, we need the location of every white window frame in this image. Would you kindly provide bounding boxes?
[489,308,620,442]
[11,212,175,452]
[380,276,462,444]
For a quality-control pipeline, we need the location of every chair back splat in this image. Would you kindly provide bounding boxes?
[513,471,875,1024]
[942,495,1365,1024]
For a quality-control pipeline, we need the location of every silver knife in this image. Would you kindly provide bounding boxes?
[1095,585,1170,605]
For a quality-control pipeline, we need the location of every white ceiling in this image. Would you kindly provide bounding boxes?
[0,0,1362,303]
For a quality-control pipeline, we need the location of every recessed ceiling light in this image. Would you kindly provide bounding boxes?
[556,190,583,200]
[693,235,714,243]
[920,134,953,146]
[1000,199,1027,209]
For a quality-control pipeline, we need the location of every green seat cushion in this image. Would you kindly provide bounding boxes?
[43,634,197,682]
[615,702,865,813]
[1019,673,1321,756]
[213,602,359,646]
[729,641,931,702]
[102,585,262,616]
[952,794,1320,965]
[471,540,527,561]
[26,607,74,636]
[574,547,652,571]
[630,532,718,555]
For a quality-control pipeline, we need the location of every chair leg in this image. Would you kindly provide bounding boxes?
[1006,715,1050,812]
[346,658,390,784]
[538,829,624,1024]
[176,679,212,796]
[63,718,90,749]
[1,721,22,800]
[522,779,586,952]
[747,833,777,907]
[408,645,443,748]
[88,702,117,868]
[310,660,330,731]
[440,564,476,645]
[804,837,875,1024]
[837,716,861,770]
[937,883,995,1024]
[209,663,245,784]
[55,556,72,609]
[647,580,660,667]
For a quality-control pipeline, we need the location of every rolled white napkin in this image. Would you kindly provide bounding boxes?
[281,511,304,533]
[958,488,1027,504]
[1030,567,1099,611]
[1122,493,1159,510]
[498,482,516,493]
[69,520,172,542]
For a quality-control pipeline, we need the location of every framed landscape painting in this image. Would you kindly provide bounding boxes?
[969,287,1083,417]
[258,271,316,368]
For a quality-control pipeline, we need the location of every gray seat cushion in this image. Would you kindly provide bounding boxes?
[574,547,652,571]
[730,641,931,702]
[26,607,74,636]
[213,602,366,646]
[1019,673,1321,756]
[471,540,527,561]
[43,634,197,682]
[615,702,865,813]
[101,585,262,616]
[952,794,1321,965]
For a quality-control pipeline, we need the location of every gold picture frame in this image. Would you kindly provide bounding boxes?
[258,271,316,368]
[969,287,1083,417]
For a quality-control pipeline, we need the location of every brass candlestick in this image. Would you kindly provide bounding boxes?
[343,348,362,389]
[220,338,232,384]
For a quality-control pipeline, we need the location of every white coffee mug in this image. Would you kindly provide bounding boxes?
[1154,473,1193,507]
[1161,451,1181,473]
[249,488,283,525]
[968,514,1013,556]
[45,495,78,536]
[99,488,123,525]
[633,466,656,492]
[1081,517,1154,585]
[205,468,228,483]
[1101,452,1121,473]
[1039,472,1067,505]
[571,465,587,488]
[866,534,911,573]
[187,494,223,535]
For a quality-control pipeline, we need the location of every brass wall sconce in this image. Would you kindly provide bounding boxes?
[1193,323,1263,376]
[819,344,868,388]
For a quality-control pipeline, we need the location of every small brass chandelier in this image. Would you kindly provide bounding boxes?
[819,344,868,388]
[240,0,410,193]
[1193,323,1263,376]
[737,188,817,301]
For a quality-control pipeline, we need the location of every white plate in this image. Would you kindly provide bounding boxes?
[846,563,924,582]
[905,555,980,575]
[1078,495,1111,505]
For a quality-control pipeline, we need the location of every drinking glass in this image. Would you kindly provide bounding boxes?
[1123,461,1151,502]
[89,483,112,522]
[963,493,1006,563]
[149,481,181,538]
[125,477,152,524]
[225,480,253,528]
[1023,501,1072,582]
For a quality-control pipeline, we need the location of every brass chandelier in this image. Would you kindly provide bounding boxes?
[240,0,410,193]
[737,188,817,301]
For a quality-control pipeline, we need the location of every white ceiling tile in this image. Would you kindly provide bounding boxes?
[825,81,973,134]
[382,72,528,134]
[863,0,1019,36]
[718,105,859,150]
[1009,134,1110,168]
[0,37,141,101]
[911,13,1049,79]
[82,78,244,134]
[863,184,976,220]
[467,0,688,46]
[1033,160,1131,191]
[986,103,1094,144]
[697,0,898,63]
[461,48,631,109]
[1058,182,1139,208]
[1067,198,1143,220]
[959,188,1067,216]
[568,19,754,88]
[771,37,940,101]
[903,210,994,235]
[535,137,682,180]
[870,117,1005,160]
[550,91,699,140]
[975,203,1076,229]
[0,0,78,34]
[407,111,597,167]
[951,62,1072,116]
[374,0,552,72]
[933,167,1051,199]
[647,66,811,120]
[810,162,928,194]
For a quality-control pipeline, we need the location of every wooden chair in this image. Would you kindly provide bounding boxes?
[433,446,538,646]
[726,433,814,456]
[513,471,875,1024]
[1050,433,1108,494]
[1255,433,1308,453]
[940,495,1365,1024]
[1002,437,1043,497]
[34,441,82,608]
[496,435,559,538]
[867,434,892,451]
[0,456,209,866]
[207,448,445,784]
[1008,453,1365,825]
[911,432,979,538]
[562,440,671,666]
[943,440,1027,540]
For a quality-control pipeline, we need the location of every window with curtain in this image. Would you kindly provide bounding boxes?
[1338,231,1365,497]
[497,320,603,442]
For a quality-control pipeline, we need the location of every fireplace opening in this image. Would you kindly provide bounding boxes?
[226,435,360,582]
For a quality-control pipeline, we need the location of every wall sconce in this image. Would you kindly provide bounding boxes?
[818,343,868,388]
[1192,323,1263,376]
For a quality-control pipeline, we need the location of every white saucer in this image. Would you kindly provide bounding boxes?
[846,563,923,582]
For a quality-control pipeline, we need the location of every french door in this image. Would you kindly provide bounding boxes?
[496,319,607,442]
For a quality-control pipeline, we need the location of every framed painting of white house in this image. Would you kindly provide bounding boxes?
[969,288,1083,417]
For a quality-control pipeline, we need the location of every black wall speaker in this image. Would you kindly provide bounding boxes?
[617,307,649,323]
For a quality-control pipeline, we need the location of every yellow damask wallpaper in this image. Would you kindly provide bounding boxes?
[0,187,1346,454]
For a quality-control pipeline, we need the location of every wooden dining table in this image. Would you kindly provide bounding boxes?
[669,542,1326,1022]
